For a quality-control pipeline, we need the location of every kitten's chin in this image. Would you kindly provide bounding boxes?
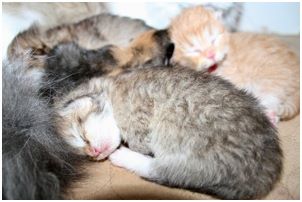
[94,149,116,161]
[196,60,216,71]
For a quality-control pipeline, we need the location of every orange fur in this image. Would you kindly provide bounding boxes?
[170,6,300,120]
[115,30,159,67]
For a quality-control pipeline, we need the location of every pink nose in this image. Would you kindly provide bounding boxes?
[90,147,102,157]
[206,51,215,60]
[89,145,109,157]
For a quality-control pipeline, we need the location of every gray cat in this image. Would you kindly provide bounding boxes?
[2,54,87,199]
[55,64,282,199]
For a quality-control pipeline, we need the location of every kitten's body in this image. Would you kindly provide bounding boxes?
[7,13,151,61]
[2,55,86,199]
[2,2,108,59]
[217,33,299,120]
[40,29,173,103]
[170,6,300,121]
[36,31,283,199]
[54,65,282,199]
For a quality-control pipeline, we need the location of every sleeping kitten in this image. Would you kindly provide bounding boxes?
[169,6,300,123]
[7,13,151,61]
[2,2,108,59]
[54,65,282,199]
[40,29,174,103]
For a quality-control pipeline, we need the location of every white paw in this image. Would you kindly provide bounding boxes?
[109,146,153,177]
[109,146,132,168]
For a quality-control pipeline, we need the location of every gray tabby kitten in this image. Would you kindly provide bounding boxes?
[55,65,282,199]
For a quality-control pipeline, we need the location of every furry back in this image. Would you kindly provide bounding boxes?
[2,55,87,199]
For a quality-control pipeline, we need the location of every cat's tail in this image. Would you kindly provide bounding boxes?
[2,55,86,199]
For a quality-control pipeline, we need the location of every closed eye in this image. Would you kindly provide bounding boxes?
[78,123,90,144]
[186,48,202,56]
[144,59,153,65]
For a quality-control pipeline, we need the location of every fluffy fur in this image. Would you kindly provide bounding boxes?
[7,13,151,61]
[54,66,282,199]
[45,41,282,199]
[169,6,300,121]
[2,2,108,59]
[38,29,174,158]
[39,29,174,101]
[2,55,87,199]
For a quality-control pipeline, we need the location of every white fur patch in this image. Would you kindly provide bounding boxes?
[83,101,121,160]
[244,84,280,112]
[109,146,153,177]
[67,122,86,148]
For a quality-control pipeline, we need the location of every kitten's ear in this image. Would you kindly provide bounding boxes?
[164,43,175,66]
[205,6,223,21]
[213,10,223,21]
[95,93,112,114]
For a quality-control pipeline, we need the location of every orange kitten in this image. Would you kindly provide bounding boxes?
[169,6,300,123]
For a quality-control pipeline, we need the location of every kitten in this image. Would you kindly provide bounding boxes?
[169,6,300,123]
[40,29,174,103]
[2,2,108,59]
[7,13,151,61]
[54,66,282,199]
[39,29,281,199]
[2,54,86,199]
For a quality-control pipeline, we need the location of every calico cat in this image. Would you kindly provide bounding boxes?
[40,29,174,103]
[2,54,87,199]
[7,13,151,61]
[169,6,300,123]
[44,41,283,199]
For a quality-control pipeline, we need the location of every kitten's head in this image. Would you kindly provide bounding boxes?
[113,29,175,71]
[57,94,121,161]
[170,6,230,71]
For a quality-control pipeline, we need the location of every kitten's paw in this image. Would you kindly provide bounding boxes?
[109,146,132,168]
[265,110,280,126]
[109,146,152,177]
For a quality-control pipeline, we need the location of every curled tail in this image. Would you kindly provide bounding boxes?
[2,55,86,199]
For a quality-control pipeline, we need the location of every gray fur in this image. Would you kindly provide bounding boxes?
[58,66,283,199]
[8,13,152,60]
[2,55,86,199]
[203,2,243,32]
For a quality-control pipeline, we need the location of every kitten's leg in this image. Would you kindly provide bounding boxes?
[109,146,153,178]
[265,109,279,126]
[259,94,280,125]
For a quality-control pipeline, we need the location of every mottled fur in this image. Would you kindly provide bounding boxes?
[39,43,117,103]
[35,30,283,199]
[2,55,87,199]
[40,30,174,102]
[54,65,282,199]
[169,6,300,121]
[7,13,151,61]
